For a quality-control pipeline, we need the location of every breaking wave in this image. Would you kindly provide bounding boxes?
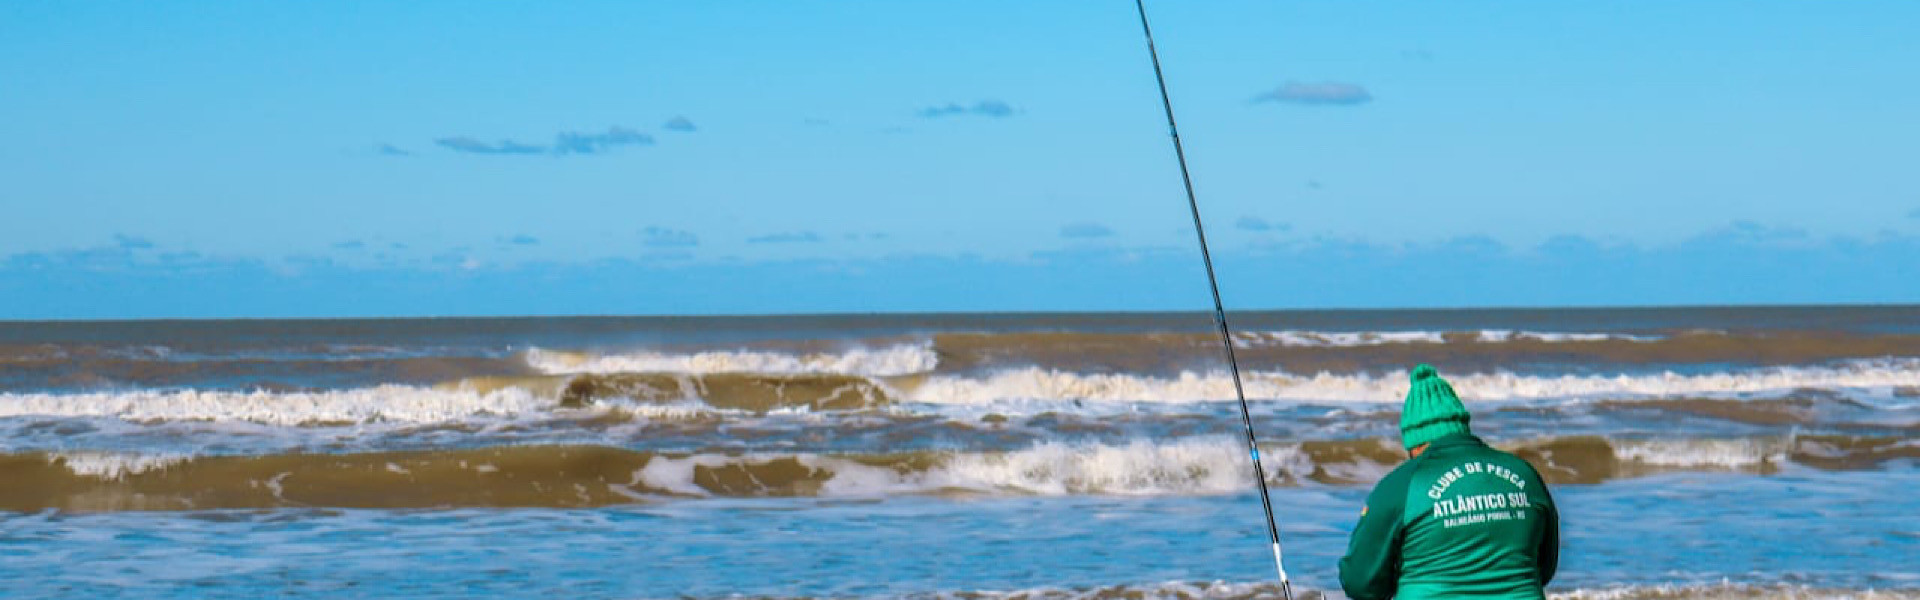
[525,343,938,377]
[0,385,730,426]
[7,434,1911,511]
[0,372,899,426]
[1231,329,1663,348]
[49,451,194,479]
[2,360,1915,427]
[902,359,1920,405]
[0,386,560,426]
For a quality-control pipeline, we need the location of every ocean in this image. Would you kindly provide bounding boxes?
[1,306,1916,598]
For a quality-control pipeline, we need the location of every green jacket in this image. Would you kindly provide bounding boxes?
[1338,434,1560,600]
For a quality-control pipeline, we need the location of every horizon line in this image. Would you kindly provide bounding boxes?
[5,301,1916,325]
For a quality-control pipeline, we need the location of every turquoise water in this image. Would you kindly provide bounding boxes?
[3,470,1915,598]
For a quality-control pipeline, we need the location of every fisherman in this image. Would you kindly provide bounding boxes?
[1339,364,1560,600]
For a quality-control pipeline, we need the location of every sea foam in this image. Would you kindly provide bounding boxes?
[904,359,1920,406]
[1232,329,1663,347]
[1612,438,1783,468]
[50,452,193,479]
[626,438,1392,498]
[3,360,1914,426]
[0,386,560,426]
[525,343,937,377]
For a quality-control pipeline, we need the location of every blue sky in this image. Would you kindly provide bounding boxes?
[3,1,1917,318]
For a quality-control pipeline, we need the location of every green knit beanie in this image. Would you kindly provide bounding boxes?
[1400,364,1472,450]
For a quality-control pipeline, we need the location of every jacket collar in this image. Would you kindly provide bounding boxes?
[1425,433,1485,450]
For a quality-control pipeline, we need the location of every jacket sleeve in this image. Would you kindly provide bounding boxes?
[1339,468,1409,600]
[1537,483,1560,586]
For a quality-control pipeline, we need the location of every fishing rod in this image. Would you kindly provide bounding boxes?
[1129,1,1295,599]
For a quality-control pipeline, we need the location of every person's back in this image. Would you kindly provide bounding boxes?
[1339,365,1559,600]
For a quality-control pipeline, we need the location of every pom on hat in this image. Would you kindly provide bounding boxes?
[1411,364,1439,382]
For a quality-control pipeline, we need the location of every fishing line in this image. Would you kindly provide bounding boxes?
[1129,1,1294,598]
